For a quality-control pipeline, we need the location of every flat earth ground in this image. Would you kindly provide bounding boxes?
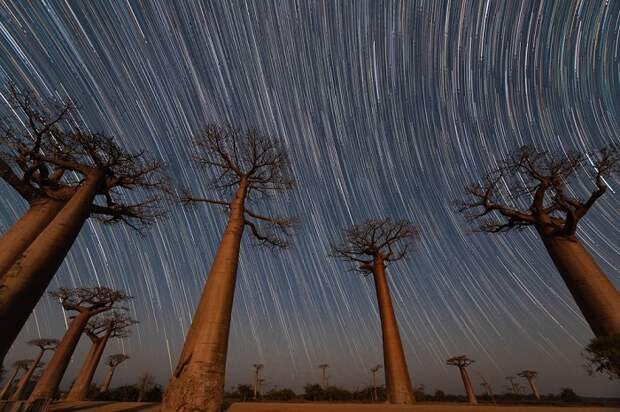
[46,402,620,411]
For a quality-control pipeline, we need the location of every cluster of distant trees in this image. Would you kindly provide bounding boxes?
[221,383,590,404]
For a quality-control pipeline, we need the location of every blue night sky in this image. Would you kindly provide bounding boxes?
[0,0,619,397]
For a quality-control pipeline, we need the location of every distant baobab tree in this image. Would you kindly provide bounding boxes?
[505,376,518,395]
[457,145,620,337]
[370,364,382,401]
[446,356,477,404]
[137,373,156,402]
[0,87,167,364]
[99,354,129,393]
[318,364,329,389]
[163,125,296,412]
[518,370,540,400]
[10,338,58,400]
[252,363,264,400]
[479,374,495,403]
[0,359,31,399]
[28,287,130,401]
[66,311,137,401]
[331,218,416,404]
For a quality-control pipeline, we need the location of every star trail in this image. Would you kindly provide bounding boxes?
[0,0,618,397]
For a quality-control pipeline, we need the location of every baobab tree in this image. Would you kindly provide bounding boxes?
[457,145,620,337]
[66,311,137,401]
[479,374,495,403]
[252,363,264,400]
[331,218,416,404]
[505,376,518,395]
[318,364,330,389]
[518,370,540,400]
[446,356,477,404]
[162,125,296,412]
[28,287,130,401]
[370,365,382,401]
[10,338,58,400]
[137,373,156,402]
[99,354,129,393]
[0,90,166,364]
[0,359,31,399]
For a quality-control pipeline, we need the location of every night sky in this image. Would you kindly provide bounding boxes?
[1,0,619,397]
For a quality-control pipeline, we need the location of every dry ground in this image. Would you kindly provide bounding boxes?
[49,401,160,411]
[228,403,620,412]
[43,402,620,411]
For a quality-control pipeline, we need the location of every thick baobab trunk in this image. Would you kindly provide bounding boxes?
[28,311,91,401]
[162,180,248,412]
[541,235,620,337]
[0,366,19,399]
[0,171,103,364]
[459,367,477,404]
[66,330,111,401]
[10,349,45,400]
[99,366,116,393]
[0,198,65,278]
[372,258,415,404]
[526,378,540,400]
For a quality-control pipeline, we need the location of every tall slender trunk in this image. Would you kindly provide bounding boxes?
[527,379,540,400]
[0,366,19,399]
[10,349,45,400]
[0,198,65,278]
[66,329,112,401]
[28,311,91,400]
[0,171,103,364]
[541,235,620,337]
[162,179,249,412]
[372,257,415,404]
[459,367,477,404]
[99,366,116,393]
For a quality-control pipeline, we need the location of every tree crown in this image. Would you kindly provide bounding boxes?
[330,218,416,272]
[0,85,169,231]
[446,355,474,368]
[50,286,131,315]
[182,124,297,248]
[85,310,138,341]
[107,353,130,368]
[13,359,33,370]
[517,370,538,380]
[27,338,58,352]
[457,145,618,237]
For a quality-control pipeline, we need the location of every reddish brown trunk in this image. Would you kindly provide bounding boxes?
[372,258,415,404]
[459,367,477,404]
[28,311,91,400]
[0,366,19,400]
[527,378,540,400]
[66,329,112,401]
[0,198,65,278]
[541,235,620,337]
[99,366,115,393]
[10,349,45,400]
[0,171,103,364]
[162,180,249,412]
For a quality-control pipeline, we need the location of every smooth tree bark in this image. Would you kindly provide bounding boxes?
[331,218,417,404]
[163,125,295,412]
[10,338,58,400]
[518,370,540,400]
[457,145,620,337]
[0,95,166,364]
[99,354,129,393]
[66,311,136,401]
[0,360,30,399]
[28,287,130,401]
[447,356,477,404]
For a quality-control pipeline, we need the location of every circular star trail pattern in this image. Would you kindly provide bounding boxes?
[0,0,618,396]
